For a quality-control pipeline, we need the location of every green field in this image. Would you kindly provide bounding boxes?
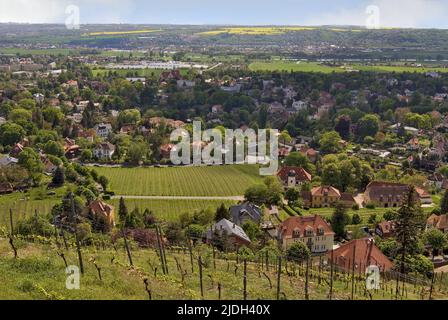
[249,61,448,73]
[94,165,263,197]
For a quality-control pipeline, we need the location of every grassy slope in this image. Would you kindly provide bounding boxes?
[1,239,442,300]
[94,165,263,197]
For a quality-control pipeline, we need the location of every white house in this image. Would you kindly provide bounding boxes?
[94,123,113,139]
[94,142,115,160]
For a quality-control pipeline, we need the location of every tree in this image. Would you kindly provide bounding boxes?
[44,141,64,157]
[441,189,448,215]
[127,141,148,165]
[331,203,350,239]
[335,115,351,140]
[18,147,44,185]
[284,152,311,171]
[395,186,426,274]
[286,242,311,262]
[319,131,342,154]
[118,197,128,223]
[285,188,300,205]
[98,175,109,192]
[0,122,25,146]
[215,203,230,221]
[242,221,261,241]
[244,184,268,204]
[52,166,65,186]
[424,229,448,258]
[357,114,379,140]
[264,176,283,205]
[351,213,362,225]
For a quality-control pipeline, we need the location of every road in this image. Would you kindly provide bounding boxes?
[112,195,244,201]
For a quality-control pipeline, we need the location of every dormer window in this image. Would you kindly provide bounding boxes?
[293,229,301,238]
[305,227,314,237]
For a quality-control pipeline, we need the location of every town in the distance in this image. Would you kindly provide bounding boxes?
[1,23,448,301]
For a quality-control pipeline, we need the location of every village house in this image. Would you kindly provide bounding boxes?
[83,200,115,229]
[302,186,355,208]
[328,238,394,272]
[230,202,263,226]
[160,144,176,159]
[0,156,18,166]
[277,167,312,188]
[206,219,251,248]
[278,215,334,253]
[63,138,81,160]
[94,123,113,139]
[375,221,396,238]
[119,124,136,135]
[364,181,432,208]
[0,182,14,194]
[426,214,448,233]
[93,142,115,160]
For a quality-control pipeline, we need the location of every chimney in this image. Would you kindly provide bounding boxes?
[233,223,236,229]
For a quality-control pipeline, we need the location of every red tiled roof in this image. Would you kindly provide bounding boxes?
[328,238,394,272]
[280,215,334,239]
[277,166,312,183]
[311,186,340,197]
[427,214,448,230]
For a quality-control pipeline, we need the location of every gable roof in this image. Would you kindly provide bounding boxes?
[277,167,312,182]
[311,186,341,197]
[279,215,334,239]
[230,202,263,225]
[365,181,409,202]
[427,214,448,230]
[208,219,251,243]
[329,238,394,272]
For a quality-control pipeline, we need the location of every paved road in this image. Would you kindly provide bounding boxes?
[112,195,244,201]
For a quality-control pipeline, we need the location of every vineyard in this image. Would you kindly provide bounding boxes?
[94,165,263,197]
[0,233,447,300]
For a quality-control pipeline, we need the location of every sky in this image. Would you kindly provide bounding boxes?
[0,0,447,29]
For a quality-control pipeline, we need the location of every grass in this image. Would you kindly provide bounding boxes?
[249,61,448,73]
[107,199,237,221]
[0,186,68,227]
[0,239,442,300]
[94,165,263,197]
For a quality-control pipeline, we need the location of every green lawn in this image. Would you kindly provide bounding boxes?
[94,165,263,197]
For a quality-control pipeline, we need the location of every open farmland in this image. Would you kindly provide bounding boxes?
[94,165,263,197]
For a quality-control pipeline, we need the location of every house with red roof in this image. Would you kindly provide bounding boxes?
[278,215,334,253]
[301,186,355,208]
[277,167,312,188]
[328,238,394,272]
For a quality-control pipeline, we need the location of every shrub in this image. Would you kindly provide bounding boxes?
[365,202,376,209]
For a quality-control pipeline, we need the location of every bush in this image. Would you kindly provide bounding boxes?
[365,202,376,209]
[102,195,111,200]
[352,203,360,211]
[351,213,362,225]
[286,242,311,262]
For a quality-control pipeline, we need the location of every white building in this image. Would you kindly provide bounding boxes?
[93,142,115,160]
[94,123,113,139]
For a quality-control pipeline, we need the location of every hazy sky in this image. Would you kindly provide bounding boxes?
[0,0,447,28]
